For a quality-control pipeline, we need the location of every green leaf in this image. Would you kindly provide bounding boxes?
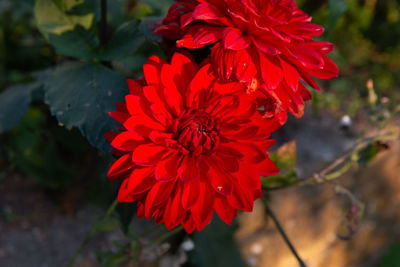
[0,82,42,132]
[99,20,146,61]
[43,62,128,152]
[34,0,94,35]
[357,141,387,166]
[47,25,99,60]
[189,217,245,267]
[45,20,145,61]
[94,216,121,232]
[262,141,298,188]
[111,40,164,76]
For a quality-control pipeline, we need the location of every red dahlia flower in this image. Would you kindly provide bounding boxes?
[156,0,339,118]
[106,52,280,233]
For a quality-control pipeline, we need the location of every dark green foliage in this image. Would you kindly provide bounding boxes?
[376,244,400,267]
[116,203,137,234]
[0,83,42,132]
[99,20,146,61]
[47,26,99,60]
[46,20,146,61]
[140,0,174,16]
[189,217,245,267]
[139,16,163,42]
[5,107,94,189]
[357,141,389,166]
[325,0,348,34]
[43,62,127,152]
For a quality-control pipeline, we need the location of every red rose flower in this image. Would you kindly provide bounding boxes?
[156,0,338,118]
[106,52,280,233]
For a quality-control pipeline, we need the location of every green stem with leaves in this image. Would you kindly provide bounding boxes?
[66,198,118,267]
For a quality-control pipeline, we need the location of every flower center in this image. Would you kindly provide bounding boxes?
[177,111,220,155]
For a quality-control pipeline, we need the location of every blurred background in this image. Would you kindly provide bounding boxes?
[0,0,399,266]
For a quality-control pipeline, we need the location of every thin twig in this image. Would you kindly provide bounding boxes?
[99,0,108,45]
[263,197,306,267]
[66,229,97,267]
[106,198,119,216]
[265,130,398,191]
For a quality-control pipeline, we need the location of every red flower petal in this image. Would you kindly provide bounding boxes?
[307,56,339,79]
[181,215,196,234]
[280,58,299,91]
[177,33,208,49]
[170,52,198,94]
[117,179,135,202]
[191,182,215,225]
[108,153,135,179]
[143,56,167,86]
[208,163,233,196]
[177,155,199,183]
[214,196,236,225]
[155,152,182,182]
[257,157,280,177]
[109,111,130,125]
[252,36,280,55]
[187,64,215,106]
[227,182,254,212]
[236,162,261,190]
[127,79,143,96]
[228,142,266,163]
[125,167,156,196]
[181,178,200,210]
[132,143,167,166]
[123,115,165,136]
[163,184,186,229]
[192,3,222,21]
[111,131,145,151]
[223,27,251,50]
[144,180,176,218]
[259,52,283,90]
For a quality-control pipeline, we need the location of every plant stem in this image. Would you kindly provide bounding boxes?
[144,226,183,249]
[66,198,119,267]
[265,130,398,191]
[263,197,306,267]
[99,0,108,45]
[66,229,96,267]
[139,224,164,238]
[106,197,119,215]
